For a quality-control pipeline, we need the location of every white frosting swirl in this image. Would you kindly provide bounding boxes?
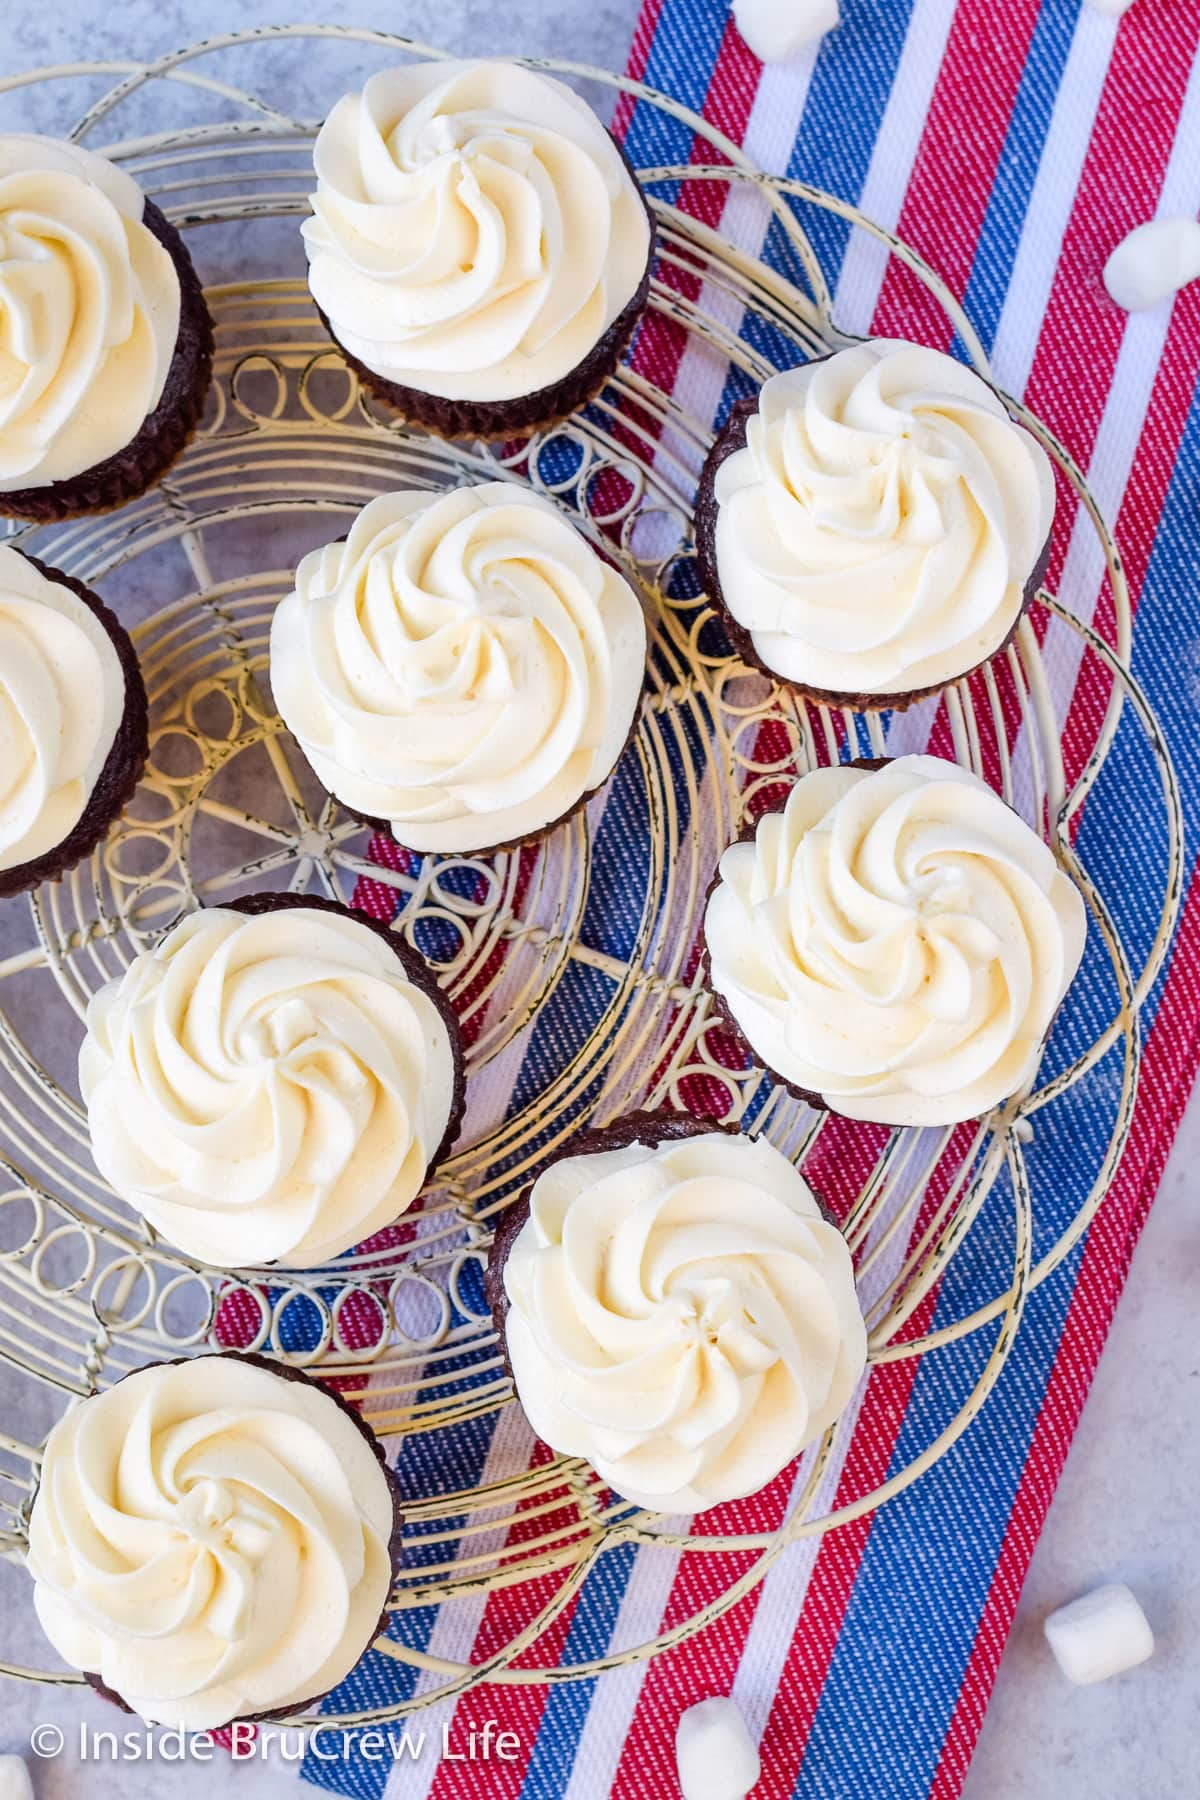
[705,756,1086,1125]
[0,545,124,874]
[303,60,651,402]
[0,134,181,491]
[27,1356,395,1729]
[79,905,458,1268]
[270,484,646,853]
[503,1130,866,1512]
[711,341,1055,696]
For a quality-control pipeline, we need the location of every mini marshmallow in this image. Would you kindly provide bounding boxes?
[1103,217,1200,312]
[0,1757,33,1800]
[676,1697,761,1800]
[732,0,840,62]
[1044,1582,1155,1686]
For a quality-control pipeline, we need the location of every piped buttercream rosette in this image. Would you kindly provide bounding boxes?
[26,1355,400,1729]
[703,756,1086,1126]
[488,1115,866,1513]
[270,483,646,855]
[79,896,464,1269]
[0,133,212,521]
[303,60,653,434]
[0,544,147,896]
[696,340,1056,704]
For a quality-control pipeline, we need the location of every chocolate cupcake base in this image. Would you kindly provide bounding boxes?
[325,262,651,443]
[78,1350,404,1728]
[0,553,149,900]
[695,391,1052,714]
[698,754,1070,1121]
[337,672,644,863]
[485,1109,734,1367]
[319,143,656,443]
[697,756,901,1118]
[1,200,214,523]
[226,889,467,1174]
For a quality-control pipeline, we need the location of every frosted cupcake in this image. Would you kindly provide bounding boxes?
[79,894,465,1268]
[0,545,148,898]
[486,1113,866,1512]
[703,756,1086,1126]
[303,60,654,439]
[0,135,213,521]
[270,483,647,855]
[26,1354,402,1729]
[695,341,1055,707]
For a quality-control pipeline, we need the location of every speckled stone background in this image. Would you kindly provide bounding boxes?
[0,5,1195,1797]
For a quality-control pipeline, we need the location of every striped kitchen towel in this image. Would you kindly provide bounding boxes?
[266,3,1200,1795]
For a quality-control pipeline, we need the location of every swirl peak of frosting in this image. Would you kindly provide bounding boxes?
[303,61,651,402]
[270,483,646,853]
[502,1128,866,1512]
[26,1356,396,1728]
[709,340,1055,697]
[0,546,124,874]
[0,134,181,491]
[79,903,459,1268]
[704,755,1086,1125]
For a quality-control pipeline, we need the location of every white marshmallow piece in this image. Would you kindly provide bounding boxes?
[676,1697,761,1800]
[732,0,840,62]
[1044,1583,1155,1686]
[1103,216,1200,312]
[0,1757,33,1800]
